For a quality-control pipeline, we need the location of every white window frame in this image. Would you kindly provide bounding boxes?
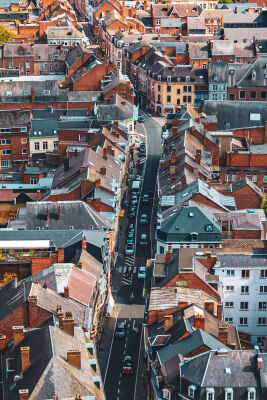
[206,388,214,400]
[156,19,160,25]
[188,385,197,398]
[247,388,256,400]
[225,388,233,400]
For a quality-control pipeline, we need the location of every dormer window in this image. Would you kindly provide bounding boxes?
[252,70,256,80]
[225,388,233,400]
[188,385,197,398]
[247,388,256,400]
[191,232,198,241]
[206,388,214,400]
[167,76,171,82]
[158,75,161,81]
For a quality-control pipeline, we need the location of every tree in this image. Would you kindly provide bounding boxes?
[218,0,233,3]
[0,24,15,44]
[259,194,266,209]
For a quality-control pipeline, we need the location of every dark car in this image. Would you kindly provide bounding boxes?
[139,234,148,248]
[128,224,135,234]
[138,115,145,123]
[122,355,133,374]
[142,194,149,204]
[126,232,134,245]
[115,322,126,339]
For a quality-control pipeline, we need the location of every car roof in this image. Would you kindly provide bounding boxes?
[139,266,146,270]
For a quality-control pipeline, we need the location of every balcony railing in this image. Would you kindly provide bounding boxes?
[1,94,68,103]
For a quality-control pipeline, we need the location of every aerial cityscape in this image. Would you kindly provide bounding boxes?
[0,0,266,399]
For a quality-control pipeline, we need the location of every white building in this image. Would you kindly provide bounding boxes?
[214,254,267,345]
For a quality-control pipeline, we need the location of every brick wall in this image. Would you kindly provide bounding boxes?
[233,229,261,239]
[227,152,267,167]
[232,186,261,210]
[185,344,210,358]
[0,303,29,343]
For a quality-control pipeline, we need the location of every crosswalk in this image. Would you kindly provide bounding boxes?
[118,266,137,274]
[125,255,134,267]
[121,273,133,286]
[138,157,146,164]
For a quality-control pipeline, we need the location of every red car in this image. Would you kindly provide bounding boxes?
[122,356,133,374]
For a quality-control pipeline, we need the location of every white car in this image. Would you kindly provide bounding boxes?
[138,266,146,279]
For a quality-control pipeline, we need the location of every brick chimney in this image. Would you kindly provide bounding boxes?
[19,389,29,400]
[195,314,205,330]
[64,286,69,298]
[46,205,49,222]
[28,295,38,328]
[158,310,165,323]
[0,334,7,351]
[171,147,176,164]
[217,302,223,320]
[82,236,87,250]
[21,346,31,372]
[170,165,176,175]
[165,245,172,263]
[67,350,81,369]
[204,302,214,315]
[57,247,64,263]
[195,149,202,164]
[100,166,106,175]
[172,126,178,138]
[37,190,41,200]
[58,205,61,220]
[218,324,228,345]
[57,306,64,328]
[103,147,107,159]
[63,315,75,336]
[164,315,173,332]
[13,326,24,347]
[258,357,263,370]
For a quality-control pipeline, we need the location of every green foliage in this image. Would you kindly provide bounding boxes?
[218,0,233,3]
[259,194,266,209]
[0,24,15,44]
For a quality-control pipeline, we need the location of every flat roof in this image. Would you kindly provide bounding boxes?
[0,240,51,249]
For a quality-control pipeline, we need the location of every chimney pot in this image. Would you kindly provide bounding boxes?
[46,205,49,222]
[63,316,75,336]
[258,357,263,370]
[19,389,29,400]
[100,166,106,175]
[82,236,87,250]
[67,350,81,369]
[64,286,69,299]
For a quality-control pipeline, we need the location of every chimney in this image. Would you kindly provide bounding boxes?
[28,296,38,328]
[195,314,205,331]
[204,302,214,315]
[218,324,228,345]
[103,148,107,159]
[57,307,64,328]
[21,346,31,372]
[37,190,41,200]
[217,302,223,320]
[13,326,24,347]
[19,389,29,400]
[170,165,176,175]
[67,350,81,369]
[258,357,263,370]
[63,315,75,336]
[195,149,202,164]
[82,236,87,250]
[58,205,61,220]
[164,315,173,332]
[165,245,172,263]
[64,286,69,298]
[100,166,106,175]
[158,310,165,323]
[63,157,70,171]
[171,147,176,164]
[46,205,49,222]
[171,176,176,183]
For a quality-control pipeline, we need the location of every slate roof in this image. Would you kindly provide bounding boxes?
[189,42,210,59]
[231,177,262,196]
[187,17,206,31]
[224,28,267,41]
[157,329,230,364]
[0,109,31,128]
[257,39,267,54]
[0,279,31,321]
[30,119,58,138]
[161,18,182,28]
[1,325,102,399]
[26,201,113,230]
[234,56,267,87]
[97,94,135,121]
[208,61,228,83]
[182,350,260,388]
[65,43,83,67]
[217,254,267,269]
[203,101,267,130]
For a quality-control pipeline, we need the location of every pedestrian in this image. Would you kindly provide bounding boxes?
[119,253,122,259]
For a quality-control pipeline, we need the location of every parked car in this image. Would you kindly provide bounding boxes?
[127,233,135,245]
[128,209,136,219]
[142,194,149,204]
[135,175,143,181]
[131,199,138,207]
[138,266,146,279]
[125,243,134,255]
[140,214,148,224]
[115,322,126,339]
[128,224,135,234]
[122,355,133,374]
[138,115,145,123]
[139,234,148,248]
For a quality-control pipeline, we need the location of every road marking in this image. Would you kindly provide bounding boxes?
[133,266,137,273]
[123,267,127,273]
[134,325,144,400]
[121,274,133,286]
[118,266,122,273]
[132,319,138,333]
[103,309,118,385]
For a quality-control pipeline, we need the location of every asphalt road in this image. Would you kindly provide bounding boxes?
[104,116,162,400]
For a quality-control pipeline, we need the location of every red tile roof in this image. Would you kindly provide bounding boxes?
[67,266,96,306]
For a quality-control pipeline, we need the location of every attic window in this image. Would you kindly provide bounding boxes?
[167,76,171,82]
[252,70,256,80]
[162,388,171,400]
[6,358,15,372]
[205,224,213,232]
[191,232,198,241]
[89,225,94,229]
[188,212,194,217]
[69,226,74,230]
[229,70,235,75]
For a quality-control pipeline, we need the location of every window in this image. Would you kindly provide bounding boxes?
[30,177,37,184]
[242,270,250,278]
[225,302,234,308]
[212,93,218,101]
[252,174,257,183]
[225,173,230,182]
[206,390,214,400]
[261,91,266,100]
[248,389,256,400]
[257,337,266,344]
[240,302,248,310]
[0,139,11,145]
[240,317,248,325]
[261,270,267,278]
[239,90,246,99]
[212,84,218,90]
[177,99,180,105]
[250,91,256,99]
[258,317,267,325]
[183,96,187,103]
[203,64,207,69]
[167,86,171,93]
[183,86,188,92]
[188,385,196,398]
[167,76,171,82]
[2,149,11,155]
[5,90,12,96]
[54,141,59,149]
[260,286,267,293]
[188,96,192,103]
[225,389,233,400]
[24,90,31,96]
[188,86,192,93]
[156,19,160,25]
[157,94,161,103]
[21,127,27,132]
[9,61,13,68]
[264,175,267,183]
[241,286,249,294]
[26,61,30,69]
[6,358,15,371]
[44,90,50,96]
[54,55,59,60]
[158,85,161,91]
[205,224,213,232]
[43,141,48,150]
[167,96,171,103]
[22,148,27,154]
[155,27,160,33]
[225,317,233,323]
[226,286,234,291]
[1,160,12,169]
[226,270,235,276]
[177,89,180,94]
[231,173,236,182]
[229,93,235,100]
[34,142,40,150]
[259,302,267,310]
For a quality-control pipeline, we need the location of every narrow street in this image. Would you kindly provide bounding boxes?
[101,116,162,400]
